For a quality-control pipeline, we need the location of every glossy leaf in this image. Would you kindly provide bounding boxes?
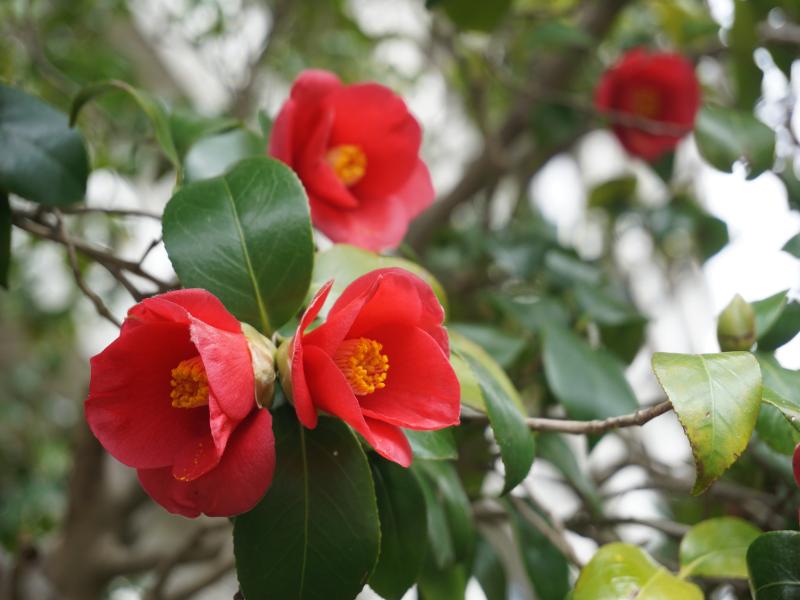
[71,80,179,170]
[752,290,788,341]
[652,352,761,494]
[414,466,455,568]
[574,543,702,599]
[163,156,314,334]
[694,105,775,179]
[168,109,238,158]
[233,408,380,600]
[472,535,507,600]
[542,324,638,421]
[417,561,468,600]
[369,458,427,600]
[0,83,88,206]
[311,244,447,317]
[762,386,800,431]
[679,517,762,578]
[405,428,458,461]
[756,354,800,454]
[747,531,800,599]
[183,128,263,182]
[760,302,800,351]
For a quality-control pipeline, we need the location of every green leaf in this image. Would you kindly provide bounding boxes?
[0,83,88,206]
[0,193,9,288]
[652,352,761,494]
[369,458,427,600]
[417,561,468,600]
[450,323,527,370]
[752,290,788,340]
[537,432,602,512]
[436,0,511,31]
[509,499,570,600]
[573,284,647,363]
[588,176,637,211]
[759,302,800,351]
[730,0,762,110]
[405,429,458,461]
[782,233,800,258]
[756,355,800,454]
[762,386,800,431]
[678,517,762,578]
[461,351,535,494]
[71,80,179,171]
[414,460,475,565]
[233,408,380,600]
[311,244,447,318]
[414,466,455,568]
[472,536,507,600]
[183,128,263,182]
[542,324,638,421]
[168,109,238,158]
[574,543,703,600]
[163,156,313,334]
[694,105,775,179]
[747,531,800,599]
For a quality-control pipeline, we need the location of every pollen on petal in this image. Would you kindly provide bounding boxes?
[333,337,389,395]
[170,356,210,409]
[326,144,367,186]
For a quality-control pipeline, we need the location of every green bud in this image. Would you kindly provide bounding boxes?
[241,323,277,408]
[717,294,756,351]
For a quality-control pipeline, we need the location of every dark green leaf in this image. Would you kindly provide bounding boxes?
[369,458,427,600]
[163,156,313,334]
[461,351,535,494]
[0,193,9,288]
[537,432,602,511]
[183,128,263,182]
[782,233,800,258]
[414,466,455,568]
[168,109,238,158]
[756,355,800,454]
[730,0,762,110]
[588,176,637,211]
[0,83,88,206]
[694,105,775,179]
[747,531,800,599]
[574,543,703,599]
[437,0,511,31]
[509,499,570,600]
[752,290,788,340]
[542,324,638,421]
[678,516,762,578]
[759,302,800,351]
[417,560,468,600]
[71,80,179,170]
[472,535,507,600]
[450,323,527,370]
[406,429,458,461]
[652,352,761,494]
[414,460,475,565]
[233,408,380,600]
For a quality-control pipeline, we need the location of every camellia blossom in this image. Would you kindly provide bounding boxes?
[85,290,275,518]
[289,268,460,467]
[594,49,700,161]
[269,69,434,252]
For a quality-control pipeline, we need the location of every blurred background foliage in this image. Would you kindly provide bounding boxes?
[2,0,800,598]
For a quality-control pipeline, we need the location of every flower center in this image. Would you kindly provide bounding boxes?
[333,337,389,395]
[630,87,661,119]
[326,144,367,186]
[170,356,209,409]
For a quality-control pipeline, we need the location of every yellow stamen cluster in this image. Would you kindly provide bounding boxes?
[334,337,389,396]
[630,87,661,118]
[326,144,367,186]
[170,356,210,409]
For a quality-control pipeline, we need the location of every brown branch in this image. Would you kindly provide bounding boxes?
[166,558,235,600]
[53,210,122,328]
[58,206,162,220]
[464,400,673,434]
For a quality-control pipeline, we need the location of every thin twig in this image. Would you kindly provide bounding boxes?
[166,558,235,600]
[464,400,673,434]
[58,206,162,220]
[53,210,122,328]
[511,496,585,568]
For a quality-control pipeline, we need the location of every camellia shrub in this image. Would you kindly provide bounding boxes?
[2,1,800,599]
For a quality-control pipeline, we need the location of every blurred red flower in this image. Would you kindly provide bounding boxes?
[269,69,434,252]
[86,290,275,518]
[595,49,700,161]
[290,268,460,466]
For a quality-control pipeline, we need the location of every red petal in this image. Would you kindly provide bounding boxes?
[794,443,800,489]
[329,268,448,353]
[291,281,334,428]
[190,317,254,422]
[138,409,275,518]
[268,98,295,164]
[86,323,210,469]
[171,430,220,482]
[326,83,421,198]
[397,160,435,221]
[360,325,460,430]
[303,345,411,465]
[125,289,242,333]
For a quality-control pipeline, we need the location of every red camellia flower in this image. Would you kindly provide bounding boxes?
[269,69,434,252]
[594,49,700,161]
[289,268,460,466]
[85,290,275,518]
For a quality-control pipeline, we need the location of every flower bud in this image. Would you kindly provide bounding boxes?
[241,323,276,409]
[717,294,756,351]
[275,338,293,402]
